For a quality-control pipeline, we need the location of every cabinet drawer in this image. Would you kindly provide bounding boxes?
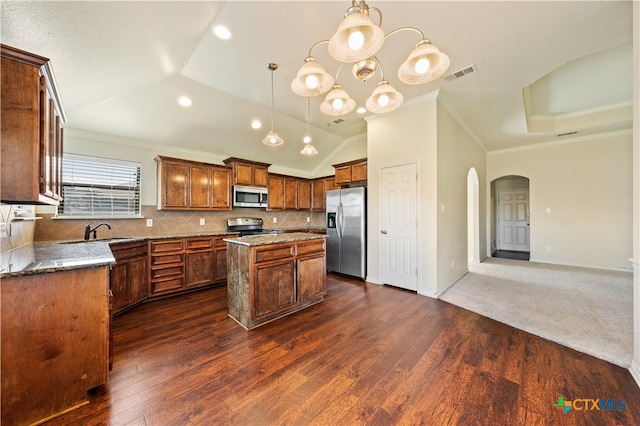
[150,239,184,254]
[186,238,213,250]
[253,244,294,264]
[151,253,183,266]
[150,277,184,293]
[296,240,326,256]
[110,241,147,260]
[151,265,184,279]
[216,236,232,247]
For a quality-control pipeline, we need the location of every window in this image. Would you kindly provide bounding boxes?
[58,154,141,218]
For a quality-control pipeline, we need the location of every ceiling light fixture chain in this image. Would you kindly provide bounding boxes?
[291,0,450,116]
[301,97,318,155]
[262,62,284,146]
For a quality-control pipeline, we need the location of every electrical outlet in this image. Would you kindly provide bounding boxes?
[306,217,310,223]
[146,219,153,227]
[272,217,277,223]
[199,218,205,226]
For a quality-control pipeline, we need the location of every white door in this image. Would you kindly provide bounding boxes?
[497,189,530,252]
[380,163,418,291]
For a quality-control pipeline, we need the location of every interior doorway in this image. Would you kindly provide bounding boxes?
[467,168,480,264]
[490,176,530,261]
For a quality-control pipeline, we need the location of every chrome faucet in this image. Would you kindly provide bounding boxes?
[84,221,112,240]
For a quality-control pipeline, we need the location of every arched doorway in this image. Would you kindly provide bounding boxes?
[467,168,480,264]
[490,175,530,260]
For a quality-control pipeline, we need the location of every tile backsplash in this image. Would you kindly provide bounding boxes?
[0,204,37,254]
[34,205,326,241]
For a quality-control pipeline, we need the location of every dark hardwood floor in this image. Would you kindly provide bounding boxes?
[49,275,639,425]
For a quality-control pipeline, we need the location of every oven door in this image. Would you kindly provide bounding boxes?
[233,186,268,208]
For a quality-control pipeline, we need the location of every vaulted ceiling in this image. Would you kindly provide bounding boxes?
[1,1,633,176]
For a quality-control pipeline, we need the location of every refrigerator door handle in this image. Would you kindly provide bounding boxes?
[337,203,344,238]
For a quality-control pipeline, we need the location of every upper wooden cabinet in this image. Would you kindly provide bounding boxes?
[311,176,337,211]
[333,158,367,186]
[156,156,231,211]
[1,44,65,205]
[223,157,270,187]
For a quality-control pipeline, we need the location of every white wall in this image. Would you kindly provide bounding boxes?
[366,91,487,297]
[63,129,366,207]
[488,131,633,270]
[436,102,487,295]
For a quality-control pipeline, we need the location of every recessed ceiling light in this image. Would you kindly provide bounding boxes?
[213,25,231,40]
[356,107,367,114]
[251,120,262,129]
[177,96,192,107]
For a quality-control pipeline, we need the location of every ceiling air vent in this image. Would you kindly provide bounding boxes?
[444,65,477,81]
[556,130,578,137]
[327,118,344,126]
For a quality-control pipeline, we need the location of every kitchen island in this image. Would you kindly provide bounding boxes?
[225,232,327,330]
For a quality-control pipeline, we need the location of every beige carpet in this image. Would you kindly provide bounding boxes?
[440,257,633,368]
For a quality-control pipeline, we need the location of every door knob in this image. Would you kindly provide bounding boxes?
[381,230,387,234]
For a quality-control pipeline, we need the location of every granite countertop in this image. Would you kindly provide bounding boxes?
[224,232,327,247]
[0,241,116,279]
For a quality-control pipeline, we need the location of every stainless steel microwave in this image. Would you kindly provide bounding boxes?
[233,185,268,208]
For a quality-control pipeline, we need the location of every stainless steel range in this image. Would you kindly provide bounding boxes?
[226,217,278,237]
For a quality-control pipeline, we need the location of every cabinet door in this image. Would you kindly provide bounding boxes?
[129,256,148,304]
[334,166,351,185]
[212,167,231,209]
[162,161,189,208]
[234,163,254,185]
[253,260,296,319]
[190,165,211,208]
[284,178,298,210]
[214,248,227,282]
[297,180,311,210]
[253,165,268,187]
[298,254,327,303]
[351,163,367,182]
[268,175,285,210]
[186,250,215,288]
[110,262,129,312]
[311,179,327,211]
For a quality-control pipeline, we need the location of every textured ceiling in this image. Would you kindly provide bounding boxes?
[0,1,633,175]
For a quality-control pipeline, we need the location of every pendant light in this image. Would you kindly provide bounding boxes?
[301,97,319,155]
[262,63,284,146]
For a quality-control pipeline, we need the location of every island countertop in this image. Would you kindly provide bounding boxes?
[224,232,327,247]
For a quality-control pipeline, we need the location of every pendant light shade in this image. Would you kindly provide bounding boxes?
[328,11,384,63]
[301,143,319,155]
[365,80,403,113]
[320,84,356,116]
[262,63,284,147]
[398,40,451,85]
[301,97,318,155]
[291,57,335,97]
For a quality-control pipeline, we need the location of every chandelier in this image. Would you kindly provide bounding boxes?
[291,0,450,116]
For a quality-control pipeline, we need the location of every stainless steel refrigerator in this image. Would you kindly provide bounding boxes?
[326,187,366,279]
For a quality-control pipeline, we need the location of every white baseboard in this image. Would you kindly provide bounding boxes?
[630,360,640,389]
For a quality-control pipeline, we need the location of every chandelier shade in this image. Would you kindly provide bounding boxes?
[301,143,319,155]
[290,57,335,97]
[365,80,403,114]
[320,84,356,116]
[398,40,451,85]
[328,11,384,62]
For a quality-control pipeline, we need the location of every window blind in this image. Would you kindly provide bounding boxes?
[59,154,141,217]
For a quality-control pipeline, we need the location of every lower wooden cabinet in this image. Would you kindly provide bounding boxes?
[148,236,230,298]
[1,267,110,426]
[227,236,327,329]
[110,240,148,315]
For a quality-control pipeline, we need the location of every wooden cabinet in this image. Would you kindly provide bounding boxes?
[284,177,298,210]
[226,235,327,329]
[1,267,110,426]
[267,174,285,210]
[1,44,65,205]
[268,174,311,211]
[148,238,185,296]
[311,176,337,211]
[149,236,230,297]
[297,179,311,210]
[156,156,231,211]
[223,157,270,187]
[333,158,367,186]
[110,240,148,315]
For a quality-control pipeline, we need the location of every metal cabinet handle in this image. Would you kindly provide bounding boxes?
[381,230,387,234]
